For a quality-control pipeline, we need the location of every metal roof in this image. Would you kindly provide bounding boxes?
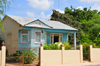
[8,15,36,26]
[7,15,77,31]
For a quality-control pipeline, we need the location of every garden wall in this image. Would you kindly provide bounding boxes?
[0,46,6,66]
[0,50,1,65]
[40,45,83,66]
[90,45,100,62]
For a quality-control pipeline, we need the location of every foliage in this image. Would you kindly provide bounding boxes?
[43,42,72,50]
[63,42,72,50]
[7,50,36,64]
[50,5,100,46]
[43,42,62,50]
[0,38,3,48]
[6,51,22,63]
[0,0,10,32]
[18,49,36,64]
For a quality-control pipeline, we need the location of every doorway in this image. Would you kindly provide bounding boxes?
[54,36,59,43]
[50,33,62,43]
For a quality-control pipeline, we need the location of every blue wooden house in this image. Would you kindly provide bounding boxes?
[0,15,77,51]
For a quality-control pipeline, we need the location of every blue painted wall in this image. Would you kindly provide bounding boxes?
[18,27,31,47]
[18,27,46,47]
[18,27,76,47]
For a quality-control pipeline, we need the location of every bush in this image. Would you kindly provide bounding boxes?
[7,49,36,64]
[43,42,62,50]
[18,49,36,64]
[43,42,72,50]
[63,42,72,50]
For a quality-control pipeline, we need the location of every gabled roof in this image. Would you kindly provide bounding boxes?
[7,15,36,26]
[6,15,77,31]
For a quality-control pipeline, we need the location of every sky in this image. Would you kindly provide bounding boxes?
[6,0,100,20]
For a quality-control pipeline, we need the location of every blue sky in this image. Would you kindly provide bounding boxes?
[6,0,100,20]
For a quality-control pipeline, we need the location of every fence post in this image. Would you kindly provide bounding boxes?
[1,46,6,66]
[23,48,24,66]
[80,45,83,63]
[40,46,43,66]
[62,46,64,64]
[89,45,92,62]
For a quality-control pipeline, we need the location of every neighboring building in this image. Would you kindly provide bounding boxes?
[0,15,77,54]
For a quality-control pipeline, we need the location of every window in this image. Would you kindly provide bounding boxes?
[21,30,29,43]
[34,22,41,25]
[35,32,41,43]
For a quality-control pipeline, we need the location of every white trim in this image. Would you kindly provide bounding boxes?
[50,33,63,44]
[21,30,29,43]
[35,31,41,43]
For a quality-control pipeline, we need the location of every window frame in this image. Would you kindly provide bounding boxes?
[21,30,29,43]
[35,31,41,43]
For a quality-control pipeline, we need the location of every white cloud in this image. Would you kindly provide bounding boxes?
[80,0,100,3]
[91,3,100,11]
[56,9,64,13]
[76,6,83,10]
[27,0,53,10]
[26,12,50,20]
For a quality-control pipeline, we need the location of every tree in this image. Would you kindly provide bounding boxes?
[0,0,10,32]
[50,5,100,45]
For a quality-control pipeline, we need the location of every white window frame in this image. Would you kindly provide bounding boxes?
[35,31,41,43]
[50,33,63,44]
[21,30,29,43]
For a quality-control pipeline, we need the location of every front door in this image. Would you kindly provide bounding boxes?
[50,33,62,43]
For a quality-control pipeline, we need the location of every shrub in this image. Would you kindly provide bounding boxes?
[7,49,36,64]
[63,42,72,50]
[18,49,36,64]
[43,42,72,50]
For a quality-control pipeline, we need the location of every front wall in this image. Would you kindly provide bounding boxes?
[18,27,45,47]
[18,27,31,47]
[43,50,61,65]
[63,50,80,64]
[0,50,1,65]
[92,48,100,62]
[31,28,45,47]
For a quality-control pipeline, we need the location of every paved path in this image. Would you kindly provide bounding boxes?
[46,62,100,66]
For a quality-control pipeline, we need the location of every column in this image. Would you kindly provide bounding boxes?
[74,33,76,50]
[2,46,6,66]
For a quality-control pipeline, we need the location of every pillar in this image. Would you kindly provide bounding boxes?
[2,46,6,66]
[74,33,76,50]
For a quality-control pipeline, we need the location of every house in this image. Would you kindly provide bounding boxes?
[0,15,77,54]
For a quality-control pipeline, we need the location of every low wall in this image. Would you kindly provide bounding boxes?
[40,45,83,66]
[43,50,61,65]
[0,50,1,65]
[63,50,80,64]
[90,45,100,62]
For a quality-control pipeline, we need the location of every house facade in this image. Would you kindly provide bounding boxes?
[0,15,77,53]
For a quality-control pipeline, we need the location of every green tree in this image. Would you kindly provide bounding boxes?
[0,0,10,32]
[50,5,100,45]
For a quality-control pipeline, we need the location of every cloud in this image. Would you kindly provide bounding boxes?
[91,3,100,11]
[26,12,50,20]
[56,9,64,13]
[76,6,83,10]
[80,0,100,3]
[26,0,53,10]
